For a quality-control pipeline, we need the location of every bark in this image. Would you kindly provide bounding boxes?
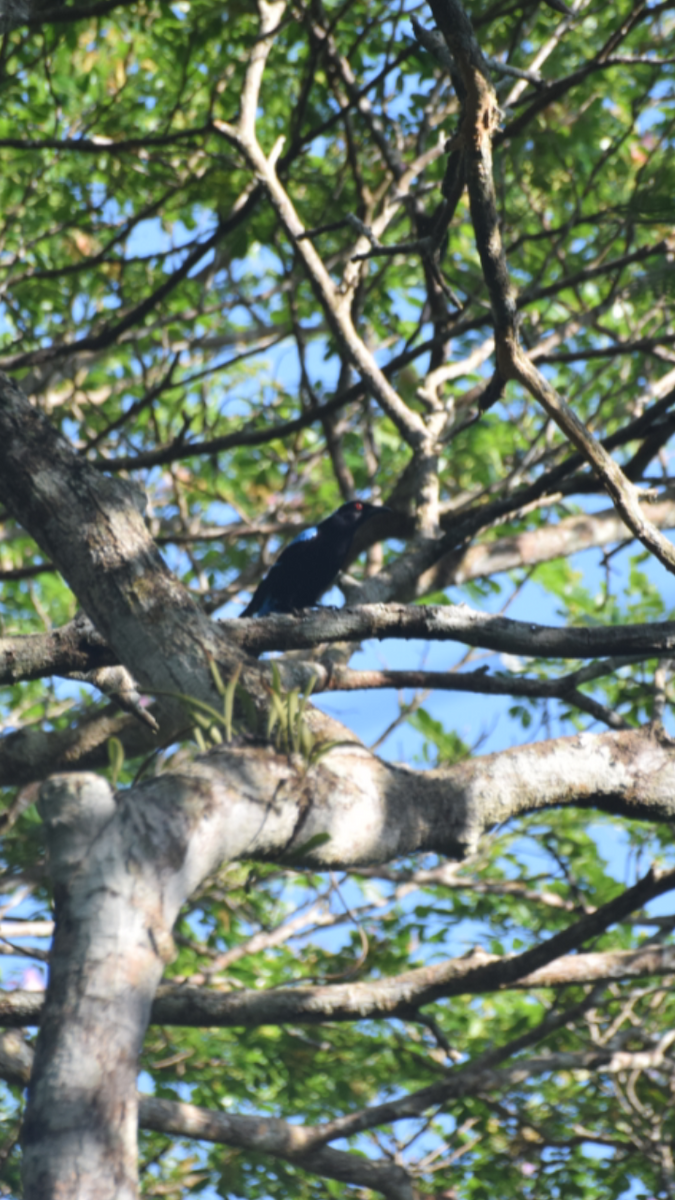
[19,735,675,1196]
[426,499,675,590]
[0,371,245,728]
[226,601,675,660]
[138,1039,675,1164]
[0,1030,33,1086]
[0,610,115,684]
[21,774,148,1199]
[139,1097,416,1200]
[1,1013,416,1200]
[0,371,356,757]
[75,728,675,870]
[0,703,161,790]
[21,757,259,1198]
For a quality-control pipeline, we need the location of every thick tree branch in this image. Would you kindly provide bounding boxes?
[3,586,674,788]
[9,492,675,689]
[4,909,674,1032]
[139,1037,675,1161]
[0,372,249,726]
[0,1017,414,1200]
[3,941,675,1031]
[20,728,674,883]
[0,611,115,683]
[0,617,645,728]
[0,703,163,790]
[0,374,357,796]
[139,1025,675,1194]
[18,752,675,1193]
[140,1097,416,1200]
[226,602,675,662]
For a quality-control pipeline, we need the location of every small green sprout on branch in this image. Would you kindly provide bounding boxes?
[174,659,341,765]
[144,658,352,768]
[107,736,125,788]
[172,660,245,751]
[265,662,316,757]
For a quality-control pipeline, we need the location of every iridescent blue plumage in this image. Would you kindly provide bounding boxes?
[240,501,390,617]
[289,527,319,545]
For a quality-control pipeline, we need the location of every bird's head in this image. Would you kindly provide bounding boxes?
[331,500,391,531]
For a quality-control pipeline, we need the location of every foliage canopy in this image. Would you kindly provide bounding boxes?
[1,0,675,1196]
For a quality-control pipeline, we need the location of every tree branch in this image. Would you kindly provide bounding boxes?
[226,602,675,662]
[139,1097,416,1200]
[10,490,675,689]
[12,730,675,1193]
[426,0,675,577]
[5,871,675,1032]
[4,941,675,1031]
[212,4,430,455]
[0,371,247,728]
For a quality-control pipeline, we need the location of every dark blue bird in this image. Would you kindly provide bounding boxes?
[240,501,390,617]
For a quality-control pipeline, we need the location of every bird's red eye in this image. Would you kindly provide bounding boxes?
[354,501,363,511]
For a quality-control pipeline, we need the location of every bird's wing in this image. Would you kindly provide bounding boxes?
[240,571,275,617]
[287,527,320,547]
[240,527,319,616]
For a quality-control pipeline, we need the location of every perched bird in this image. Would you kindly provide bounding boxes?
[240,500,390,617]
